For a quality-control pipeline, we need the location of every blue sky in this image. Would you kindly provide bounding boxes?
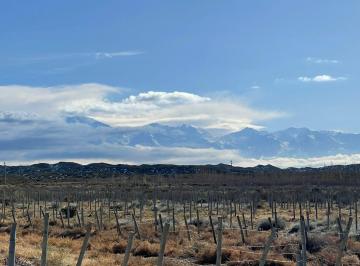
[1,1,359,132]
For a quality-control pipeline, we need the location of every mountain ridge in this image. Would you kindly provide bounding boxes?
[3,113,360,159]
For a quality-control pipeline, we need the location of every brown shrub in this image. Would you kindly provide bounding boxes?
[196,246,234,264]
[56,228,86,239]
[306,235,326,253]
[112,241,128,254]
[133,241,159,257]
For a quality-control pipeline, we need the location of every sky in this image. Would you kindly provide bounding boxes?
[1,1,360,166]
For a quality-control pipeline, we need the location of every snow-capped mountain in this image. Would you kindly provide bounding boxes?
[220,127,360,157]
[4,113,360,160]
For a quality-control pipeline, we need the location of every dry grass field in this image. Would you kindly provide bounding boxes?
[1,183,360,266]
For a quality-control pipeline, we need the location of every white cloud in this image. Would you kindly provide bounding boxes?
[298,74,347,83]
[306,57,339,64]
[124,91,210,105]
[0,84,284,132]
[88,91,283,131]
[94,51,143,59]
[0,83,118,119]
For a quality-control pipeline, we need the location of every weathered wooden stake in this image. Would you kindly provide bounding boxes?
[196,208,200,235]
[335,217,353,266]
[8,223,17,266]
[172,205,176,232]
[209,215,217,244]
[299,215,307,266]
[114,209,121,236]
[76,224,92,266]
[122,232,135,266]
[95,210,101,231]
[159,213,164,232]
[355,201,358,231]
[259,218,275,266]
[59,211,65,228]
[157,223,170,266]
[184,213,191,241]
[236,215,245,245]
[132,213,141,240]
[40,213,49,266]
[216,217,223,266]
[242,213,248,237]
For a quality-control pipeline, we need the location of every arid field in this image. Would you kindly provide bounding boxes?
[0,179,360,266]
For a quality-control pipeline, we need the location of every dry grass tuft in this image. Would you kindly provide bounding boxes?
[112,240,128,254]
[196,246,235,264]
[133,240,159,257]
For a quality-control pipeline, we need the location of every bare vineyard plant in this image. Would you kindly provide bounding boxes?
[1,175,360,265]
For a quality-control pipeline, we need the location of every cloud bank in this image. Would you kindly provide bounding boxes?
[0,84,283,132]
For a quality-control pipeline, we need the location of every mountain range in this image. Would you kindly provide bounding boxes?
[64,115,360,158]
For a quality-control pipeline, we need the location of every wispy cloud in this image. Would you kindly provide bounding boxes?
[298,74,347,83]
[4,50,144,67]
[94,51,143,59]
[306,57,340,64]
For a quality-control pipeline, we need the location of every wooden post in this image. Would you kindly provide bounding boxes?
[8,223,16,266]
[292,198,296,220]
[209,215,217,244]
[159,213,164,232]
[11,204,16,224]
[157,223,170,266]
[337,217,343,241]
[299,215,307,266]
[172,205,176,232]
[76,224,91,266]
[114,209,121,236]
[327,200,330,231]
[95,210,101,231]
[59,211,65,228]
[355,200,358,231]
[237,215,245,245]
[67,200,70,228]
[81,207,85,227]
[196,208,200,235]
[132,213,141,240]
[153,199,158,233]
[189,200,192,224]
[250,204,254,230]
[26,208,32,227]
[259,218,275,266]
[306,211,310,230]
[229,202,233,228]
[122,232,135,266]
[40,213,49,266]
[242,213,248,237]
[335,217,353,266]
[100,204,103,230]
[184,213,191,241]
[76,211,82,227]
[216,217,223,266]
